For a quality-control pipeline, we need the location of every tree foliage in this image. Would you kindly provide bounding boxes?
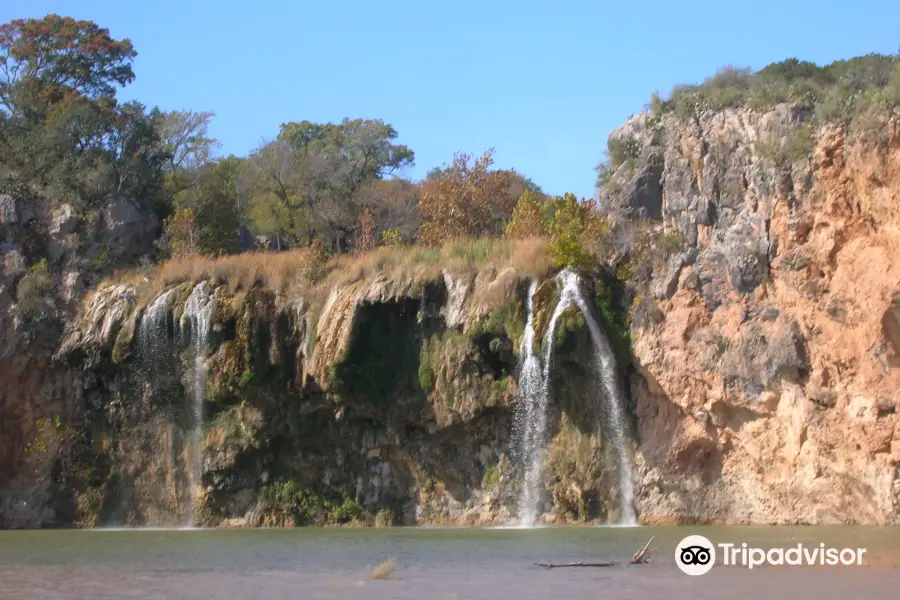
[0,15,172,212]
[162,159,241,258]
[356,208,377,253]
[0,14,136,113]
[652,52,900,121]
[544,194,609,270]
[504,191,545,239]
[416,149,522,244]
[241,118,415,252]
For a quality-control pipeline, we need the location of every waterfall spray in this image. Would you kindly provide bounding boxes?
[138,290,173,364]
[179,282,215,526]
[513,281,547,526]
[512,270,636,526]
[564,272,637,525]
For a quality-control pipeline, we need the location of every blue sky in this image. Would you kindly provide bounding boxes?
[3,1,899,198]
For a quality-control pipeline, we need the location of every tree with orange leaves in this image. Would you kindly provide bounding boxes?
[416,149,521,245]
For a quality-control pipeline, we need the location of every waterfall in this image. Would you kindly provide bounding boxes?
[138,290,173,365]
[564,272,637,525]
[512,270,636,526]
[178,282,215,526]
[513,281,547,526]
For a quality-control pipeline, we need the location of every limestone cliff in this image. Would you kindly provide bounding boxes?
[2,239,632,527]
[3,102,900,529]
[604,104,900,524]
[0,192,158,528]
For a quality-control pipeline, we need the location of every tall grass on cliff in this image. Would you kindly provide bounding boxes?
[108,237,551,309]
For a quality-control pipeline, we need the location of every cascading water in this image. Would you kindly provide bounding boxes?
[179,282,215,526]
[512,270,636,526]
[513,281,547,526]
[138,290,173,364]
[565,273,637,525]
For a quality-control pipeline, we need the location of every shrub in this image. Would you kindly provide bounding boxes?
[416,149,521,244]
[24,415,71,454]
[15,259,54,320]
[356,208,377,253]
[299,238,329,283]
[381,227,404,246]
[482,465,501,488]
[595,162,615,192]
[544,194,610,271]
[652,52,900,123]
[754,126,814,165]
[606,135,642,168]
[504,191,545,239]
[258,478,364,526]
[417,360,435,393]
[630,295,664,329]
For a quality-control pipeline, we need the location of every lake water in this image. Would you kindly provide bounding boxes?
[1,526,898,599]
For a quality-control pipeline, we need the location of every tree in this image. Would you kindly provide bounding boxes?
[416,149,520,244]
[241,139,307,243]
[157,110,218,174]
[356,208,377,253]
[163,160,241,257]
[504,191,545,238]
[276,118,415,252]
[155,109,220,208]
[544,194,610,270]
[0,15,136,114]
[164,208,200,259]
[360,178,420,243]
[105,101,168,200]
[0,16,163,211]
[242,119,415,252]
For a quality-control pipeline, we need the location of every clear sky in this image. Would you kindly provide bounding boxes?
[3,1,899,198]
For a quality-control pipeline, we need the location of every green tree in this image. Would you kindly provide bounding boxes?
[242,119,415,252]
[241,139,307,244]
[276,118,414,252]
[544,194,609,270]
[0,16,168,210]
[163,160,241,257]
[0,15,136,113]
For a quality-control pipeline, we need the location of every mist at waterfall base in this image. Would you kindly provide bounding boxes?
[133,282,215,527]
[511,270,637,527]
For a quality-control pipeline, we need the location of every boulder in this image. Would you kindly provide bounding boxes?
[2,249,26,280]
[99,196,158,262]
[0,194,17,225]
[49,204,77,237]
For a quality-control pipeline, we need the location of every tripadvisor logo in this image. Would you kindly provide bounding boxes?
[675,535,867,575]
[676,535,716,576]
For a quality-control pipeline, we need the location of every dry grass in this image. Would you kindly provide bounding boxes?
[144,247,320,300]
[369,558,397,580]
[323,236,550,290]
[103,237,553,313]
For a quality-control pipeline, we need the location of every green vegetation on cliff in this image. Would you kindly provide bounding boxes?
[651,54,900,122]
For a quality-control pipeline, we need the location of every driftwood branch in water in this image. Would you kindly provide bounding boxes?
[630,536,658,564]
[535,536,657,569]
[535,560,617,568]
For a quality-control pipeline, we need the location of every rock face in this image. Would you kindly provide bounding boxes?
[0,188,159,528]
[1,259,623,528]
[604,105,900,524]
[3,102,900,528]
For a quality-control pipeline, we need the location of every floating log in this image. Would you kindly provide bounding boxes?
[534,536,657,569]
[535,560,617,568]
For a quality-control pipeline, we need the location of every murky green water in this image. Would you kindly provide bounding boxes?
[1,526,897,599]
